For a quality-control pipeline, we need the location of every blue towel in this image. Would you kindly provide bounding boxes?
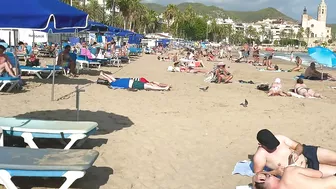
[232,160,271,177]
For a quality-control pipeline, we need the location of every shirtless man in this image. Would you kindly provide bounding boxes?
[253,166,336,189]
[0,44,16,77]
[253,129,336,177]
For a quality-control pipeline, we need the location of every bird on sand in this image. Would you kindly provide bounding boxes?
[199,86,209,92]
[240,99,248,107]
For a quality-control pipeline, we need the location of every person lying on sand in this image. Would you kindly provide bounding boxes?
[289,56,303,72]
[253,129,336,177]
[253,166,336,189]
[266,65,280,71]
[99,72,170,91]
[305,62,336,81]
[267,78,289,96]
[215,62,233,83]
[294,78,322,98]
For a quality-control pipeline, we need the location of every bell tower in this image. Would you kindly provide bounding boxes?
[317,0,327,26]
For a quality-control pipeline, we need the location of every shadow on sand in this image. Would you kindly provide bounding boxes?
[23,75,94,85]
[5,109,134,149]
[12,166,114,189]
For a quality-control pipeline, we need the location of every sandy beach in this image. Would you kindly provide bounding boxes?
[1,54,336,189]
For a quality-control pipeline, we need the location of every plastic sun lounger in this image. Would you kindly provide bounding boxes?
[0,117,98,149]
[20,66,63,79]
[77,55,101,69]
[0,147,99,189]
[0,77,20,92]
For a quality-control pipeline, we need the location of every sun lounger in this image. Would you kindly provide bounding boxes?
[20,66,63,79]
[0,117,98,149]
[0,147,99,189]
[77,55,101,69]
[0,76,20,92]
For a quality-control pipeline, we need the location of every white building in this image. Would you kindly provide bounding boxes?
[301,0,331,46]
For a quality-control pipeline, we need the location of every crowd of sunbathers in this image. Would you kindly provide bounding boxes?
[251,129,336,189]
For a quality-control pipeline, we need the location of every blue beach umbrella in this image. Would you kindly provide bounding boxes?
[0,0,89,29]
[308,46,336,68]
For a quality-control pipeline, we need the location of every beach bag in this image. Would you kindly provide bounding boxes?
[204,72,216,83]
[257,84,270,91]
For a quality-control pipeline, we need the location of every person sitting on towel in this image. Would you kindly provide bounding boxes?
[215,62,233,83]
[252,129,336,178]
[304,62,336,81]
[289,56,303,72]
[99,72,170,91]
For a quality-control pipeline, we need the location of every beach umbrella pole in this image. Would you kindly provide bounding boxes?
[75,85,85,121]
[51,55,56,101]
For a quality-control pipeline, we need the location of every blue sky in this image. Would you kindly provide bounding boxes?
[142,0,336,23]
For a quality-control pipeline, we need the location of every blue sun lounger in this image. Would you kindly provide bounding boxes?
[0,76,20,92]
[0,117,98,149]
[0,147,99,189]
[20,66,63,79]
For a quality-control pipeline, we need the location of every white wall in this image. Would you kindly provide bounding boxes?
[0,29,47,46]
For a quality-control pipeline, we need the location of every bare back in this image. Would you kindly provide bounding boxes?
[254,135,306,172]
[279,167,330,189]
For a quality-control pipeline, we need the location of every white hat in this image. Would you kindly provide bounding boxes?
[217,62,225,66]
[167,66,174,72]
[274,78,281,83]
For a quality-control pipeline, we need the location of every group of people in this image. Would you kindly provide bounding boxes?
[252,129,336,189]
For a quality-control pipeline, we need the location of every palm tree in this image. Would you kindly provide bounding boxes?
[86,0,105,22]
[289,29,295,39]
[305,27,311,46]
[163,4,178,31]
[296,27,304,41]
[279,30,286,39]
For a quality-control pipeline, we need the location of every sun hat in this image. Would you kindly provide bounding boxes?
[274,78,281,83]
[0,42,8,50]
[217,62,225,66]
[257,129,280,150]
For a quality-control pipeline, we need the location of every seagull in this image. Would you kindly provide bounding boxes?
[240,99,248,107]
[199,86,209,92]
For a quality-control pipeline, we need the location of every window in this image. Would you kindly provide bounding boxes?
[311,24,314,27]
[322,9,324,14]
[311,33,314,38]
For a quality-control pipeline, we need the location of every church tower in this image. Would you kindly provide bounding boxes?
[301,7,308,28]
[317,0,327,26]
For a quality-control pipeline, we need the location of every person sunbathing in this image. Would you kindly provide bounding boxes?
[294,78,322,98]
[215,62,233,83]
[0,44,16,77]
[266,65,280,71]
[267,78,288,96]
[99,72,170,91]
[253,129,336,178]
[253,166,336,189]
[289,56,303,72]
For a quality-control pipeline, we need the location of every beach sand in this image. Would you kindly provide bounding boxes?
[1,54,336,189]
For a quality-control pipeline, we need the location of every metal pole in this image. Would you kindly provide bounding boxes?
[51,54,56,101]
[75,85,85,121]
[70,0,73,6]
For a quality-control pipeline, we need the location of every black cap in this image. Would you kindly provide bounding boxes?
[257,129,280,150]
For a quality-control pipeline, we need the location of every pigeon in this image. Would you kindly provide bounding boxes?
[199,86,209,92]
[240,99,248,107]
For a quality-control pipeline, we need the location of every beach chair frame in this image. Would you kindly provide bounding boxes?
[0,169,85,189]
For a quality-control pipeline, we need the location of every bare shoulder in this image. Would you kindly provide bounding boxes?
[254,147,266,159]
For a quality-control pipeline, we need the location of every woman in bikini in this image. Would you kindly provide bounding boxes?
[0,44,16,77]
[215,62,233,83]
[268,78,288,96]
[294,78,322,98]
[289,56,303,72]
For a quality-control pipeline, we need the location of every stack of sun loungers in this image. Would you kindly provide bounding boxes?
[0,117,100,189]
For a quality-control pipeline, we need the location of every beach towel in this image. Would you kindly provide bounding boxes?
[258,68,286,73]
[236,185,253,189]
[288,91,316,99]
[232,160,271,177]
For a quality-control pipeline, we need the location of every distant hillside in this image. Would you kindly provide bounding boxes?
[143,2,296,23]
[328,24,336,33]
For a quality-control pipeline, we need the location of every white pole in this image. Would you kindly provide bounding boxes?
[70,0,73,6]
